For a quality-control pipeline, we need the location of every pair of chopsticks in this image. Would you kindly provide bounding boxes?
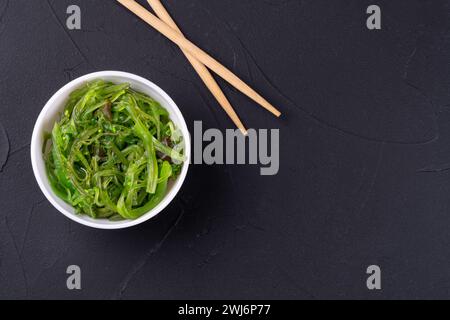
[118,0,281,135]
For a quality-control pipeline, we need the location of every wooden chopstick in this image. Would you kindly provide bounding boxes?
[117,0,281,118]
[146,0,247,135]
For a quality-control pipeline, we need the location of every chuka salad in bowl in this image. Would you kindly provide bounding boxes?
[43,80,186,221]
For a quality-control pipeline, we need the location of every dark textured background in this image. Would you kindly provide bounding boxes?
[1,0,450,300]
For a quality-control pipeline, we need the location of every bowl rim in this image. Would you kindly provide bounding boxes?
[30,71,191,230]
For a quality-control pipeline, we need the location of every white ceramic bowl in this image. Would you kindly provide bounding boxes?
[31,71,191,229]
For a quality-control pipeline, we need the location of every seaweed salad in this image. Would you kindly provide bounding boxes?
[43,80,186,221]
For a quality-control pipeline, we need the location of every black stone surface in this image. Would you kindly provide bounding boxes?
[1,0,450,299]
